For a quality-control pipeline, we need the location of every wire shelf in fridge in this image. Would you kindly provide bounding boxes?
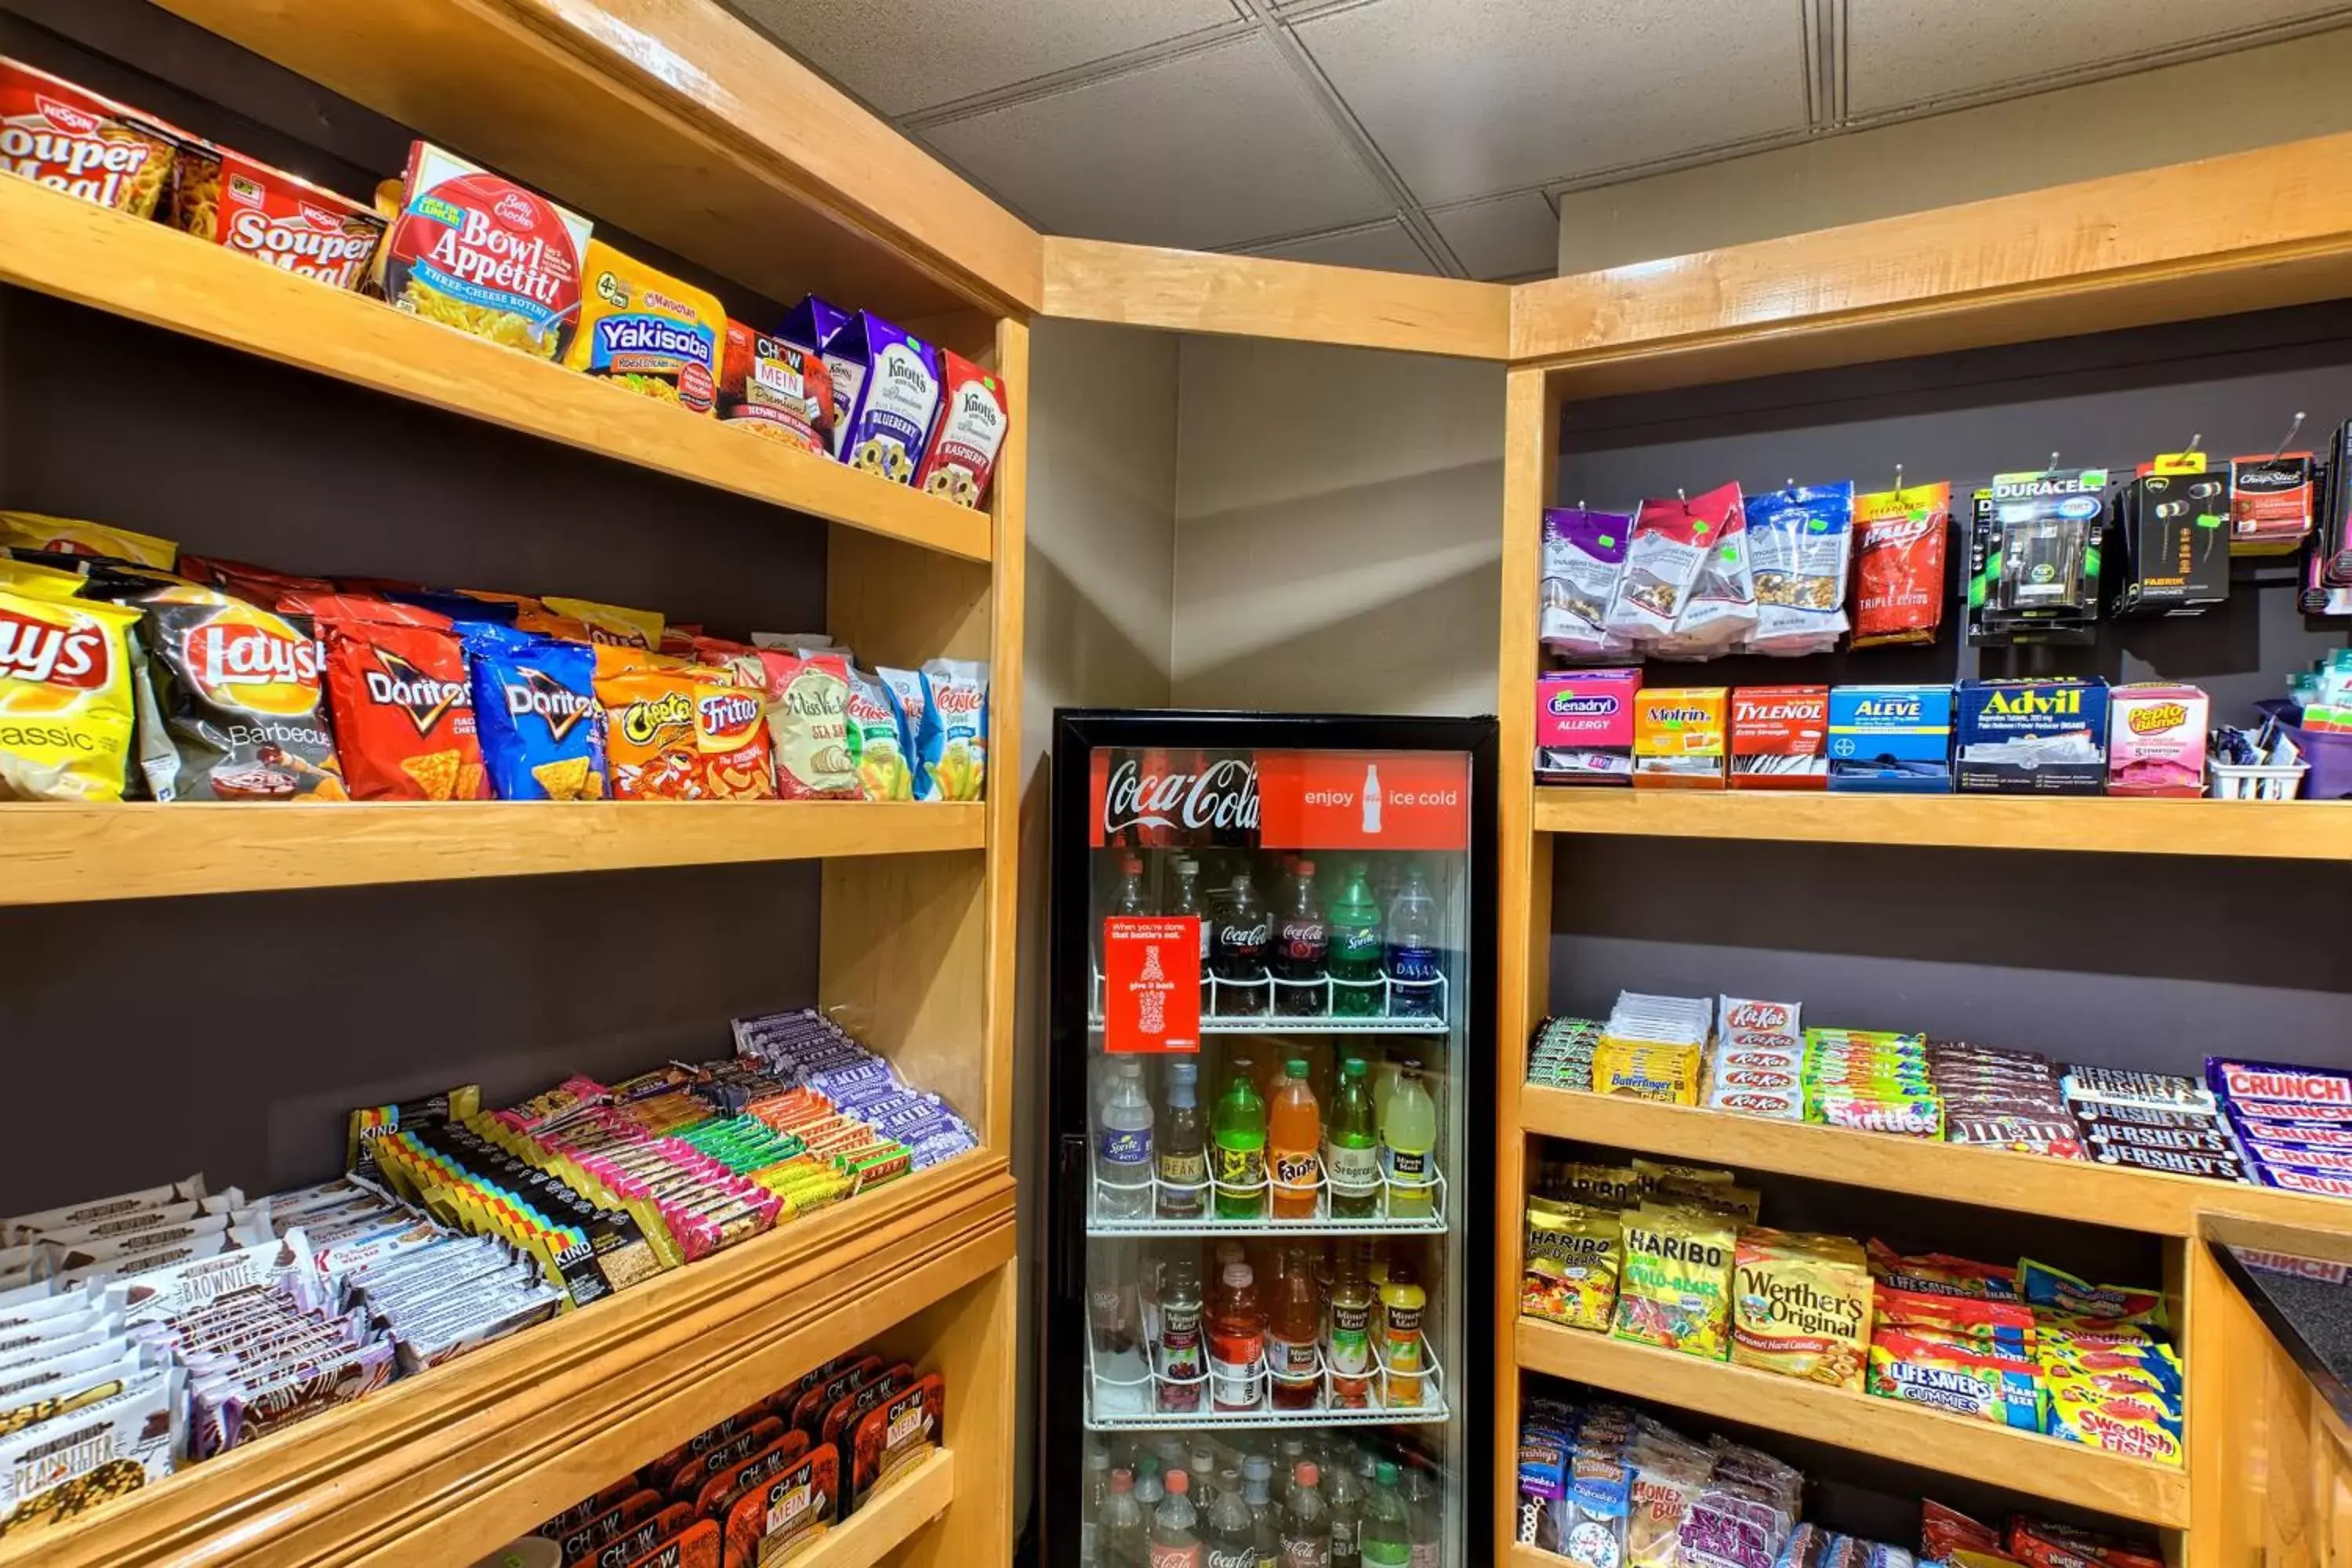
[1090,967,1451,1035]
[1082,1330,1450,1432]
[1087,1147,1446,1237]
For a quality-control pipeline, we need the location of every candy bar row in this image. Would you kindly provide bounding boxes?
[1520,1156,2183,1465]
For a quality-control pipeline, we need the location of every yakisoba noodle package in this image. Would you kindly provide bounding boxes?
[167,143,384,292]
[463,624,606,800]
[593,665,776,801]
[913,349,1007,510]
[383,140,593,361]
[292,594,489,802]
[0,583,143,800]
[564,241,724,414]
[136,586,346,800]
[1,513,176,569]
[0,56,178,218]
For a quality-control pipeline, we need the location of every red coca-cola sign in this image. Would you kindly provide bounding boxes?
[1088,746,1469,851]
[1092,751,1260,845]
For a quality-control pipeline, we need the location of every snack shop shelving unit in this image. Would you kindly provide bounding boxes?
[1491,129,2352,1565]
[0,0,1026,1563]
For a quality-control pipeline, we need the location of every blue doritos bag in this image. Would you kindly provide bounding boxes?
[462,623,607,800]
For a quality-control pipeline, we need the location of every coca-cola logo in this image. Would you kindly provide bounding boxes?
[1104,756,1259,836]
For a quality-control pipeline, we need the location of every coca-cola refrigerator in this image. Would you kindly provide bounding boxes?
[1047,711,1497,1568]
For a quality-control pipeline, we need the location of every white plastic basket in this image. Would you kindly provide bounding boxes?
[2209,760,2307,800]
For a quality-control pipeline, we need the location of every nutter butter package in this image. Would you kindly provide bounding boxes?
[383,141,593,361]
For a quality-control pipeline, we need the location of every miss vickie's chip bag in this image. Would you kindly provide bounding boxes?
[289,593,488,801]
[0,575,143,800]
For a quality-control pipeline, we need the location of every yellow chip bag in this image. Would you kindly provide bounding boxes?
[543,596,664,652]
[0,559,88,598]
[0,588,143,800]
[0,512,176,569]
[564,240,724,415]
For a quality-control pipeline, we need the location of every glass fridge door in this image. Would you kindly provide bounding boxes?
[1077,742,1474,1568]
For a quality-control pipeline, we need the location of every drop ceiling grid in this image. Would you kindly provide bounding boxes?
[724,0,2352,279]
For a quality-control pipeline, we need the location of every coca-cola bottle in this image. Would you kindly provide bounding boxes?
[1214,873,1271,1018]
[1272,859,1328,1017]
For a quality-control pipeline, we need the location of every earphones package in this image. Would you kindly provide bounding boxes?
[2113,470,2229,618]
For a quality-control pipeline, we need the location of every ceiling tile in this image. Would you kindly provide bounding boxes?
[1296,0,1809,204]
[726,0,1242,117]
[1428,191,1558,280]
[1848,0,2350,115]
[921,36,1392,249]
[1247,221,1438,274]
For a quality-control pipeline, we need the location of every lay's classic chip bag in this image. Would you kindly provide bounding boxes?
[137,586,346,800]
[594,666,775,801]
[292,594,489,802]
[0,586,143,800]
[463,624,605,800]
[0,512,176,570]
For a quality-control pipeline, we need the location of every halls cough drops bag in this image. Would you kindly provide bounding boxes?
[0,586,143,800]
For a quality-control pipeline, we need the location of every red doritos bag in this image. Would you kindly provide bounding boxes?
[288,593,489,802]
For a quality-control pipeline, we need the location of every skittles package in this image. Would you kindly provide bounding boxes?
[463,624,606,800]
[293,594,488,802]
[0,584,143,801]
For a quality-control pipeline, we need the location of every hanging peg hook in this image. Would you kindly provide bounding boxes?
[2275,411,2308,459]
[1893,461,1904,495]
[2049,450,2062,471]
[2183,431,2204,457]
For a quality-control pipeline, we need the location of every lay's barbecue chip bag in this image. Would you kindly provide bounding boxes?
[0,586,143,800]
[463,623,605,800]
[137,586,344,800]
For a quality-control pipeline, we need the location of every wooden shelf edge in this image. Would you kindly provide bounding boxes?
[800,1446,955,1568]
[0,178,992,564]
[1531,788,2352,861]
[1523,1084,2352,1240]
[0,1161,1014,1568]
[1514,1318,2190,1529]
[0,801,987,906]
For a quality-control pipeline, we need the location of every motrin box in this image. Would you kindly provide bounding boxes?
[1536,668,1639,784]
[1730,685,1828,790]
[1632,687,1727,789]
[1955,678,2110,796]
[1827,684,1953,793]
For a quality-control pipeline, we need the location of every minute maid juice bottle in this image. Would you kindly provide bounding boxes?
[564,239,724,413]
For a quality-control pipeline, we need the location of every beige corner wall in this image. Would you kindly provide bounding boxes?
[1169,335,1507,717]
[1559,27,2352,273]
[1013,317,1178,1530]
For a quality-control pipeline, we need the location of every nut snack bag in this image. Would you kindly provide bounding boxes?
[565,240,725,414]
[382,140,593,361]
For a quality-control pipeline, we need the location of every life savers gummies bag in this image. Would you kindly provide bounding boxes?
[381,140,593,361]
[0,579,143,801]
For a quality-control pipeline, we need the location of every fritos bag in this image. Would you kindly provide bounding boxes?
[0,586,143,801]
[594,666,776,802]
[760,652,856,799]
[293,594,488,802]
[136,586,345,800]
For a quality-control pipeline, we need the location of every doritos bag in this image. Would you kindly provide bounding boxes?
[595,666,775,801]
[463,624,606,800]
[137,586,345,800]
[294,594,489,802]
[0,586,143,800]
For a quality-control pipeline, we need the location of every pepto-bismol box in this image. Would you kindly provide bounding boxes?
[1828,684,1952,793]
[1955,678,2108,796]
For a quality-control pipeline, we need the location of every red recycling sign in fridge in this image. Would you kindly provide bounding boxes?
[1102,916,1200,1054]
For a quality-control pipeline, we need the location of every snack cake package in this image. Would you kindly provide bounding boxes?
[382,140,593,361]
[2106,683,2207,798]
[1728,684,1827,789]
[564,241,724,414]
[137,586,346,800]
[913,348,1008,510]
[1631,686,1726,789]
[169,145,385,291]
[834,315,942,485]
[1535,667,1639,783]
[0,584,143,801]
[293,594,489,802]
[1827,683,1951,793]
[1954,677,2109,795]
[463,624,606,800]
[0,56,179,217]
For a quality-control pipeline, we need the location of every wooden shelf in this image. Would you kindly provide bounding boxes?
[0,177,993,564]
[1523,1085,2352,1240]
[804,1447,955,1568]
[1533,787,2352,860]
[0,1161,1013,1568]
[1515,1318,2191,1529]
[0,800,985,906]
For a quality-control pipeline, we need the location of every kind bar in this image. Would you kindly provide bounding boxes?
[1632,686,1726,789]
[1851,481,1950,648]
[565,241,724,414]
[913,349,1007,510]
[383,140,593,361]
[1728,685,1827,790]
[171,146,384,291]
[0,56,177,217]
[136,586,345,801]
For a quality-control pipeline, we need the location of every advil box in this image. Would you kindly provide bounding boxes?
[1955,678,2108,796]
[1828,684,1952,793]
[1729,685,1828,790]
[1536,668,1639,784]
